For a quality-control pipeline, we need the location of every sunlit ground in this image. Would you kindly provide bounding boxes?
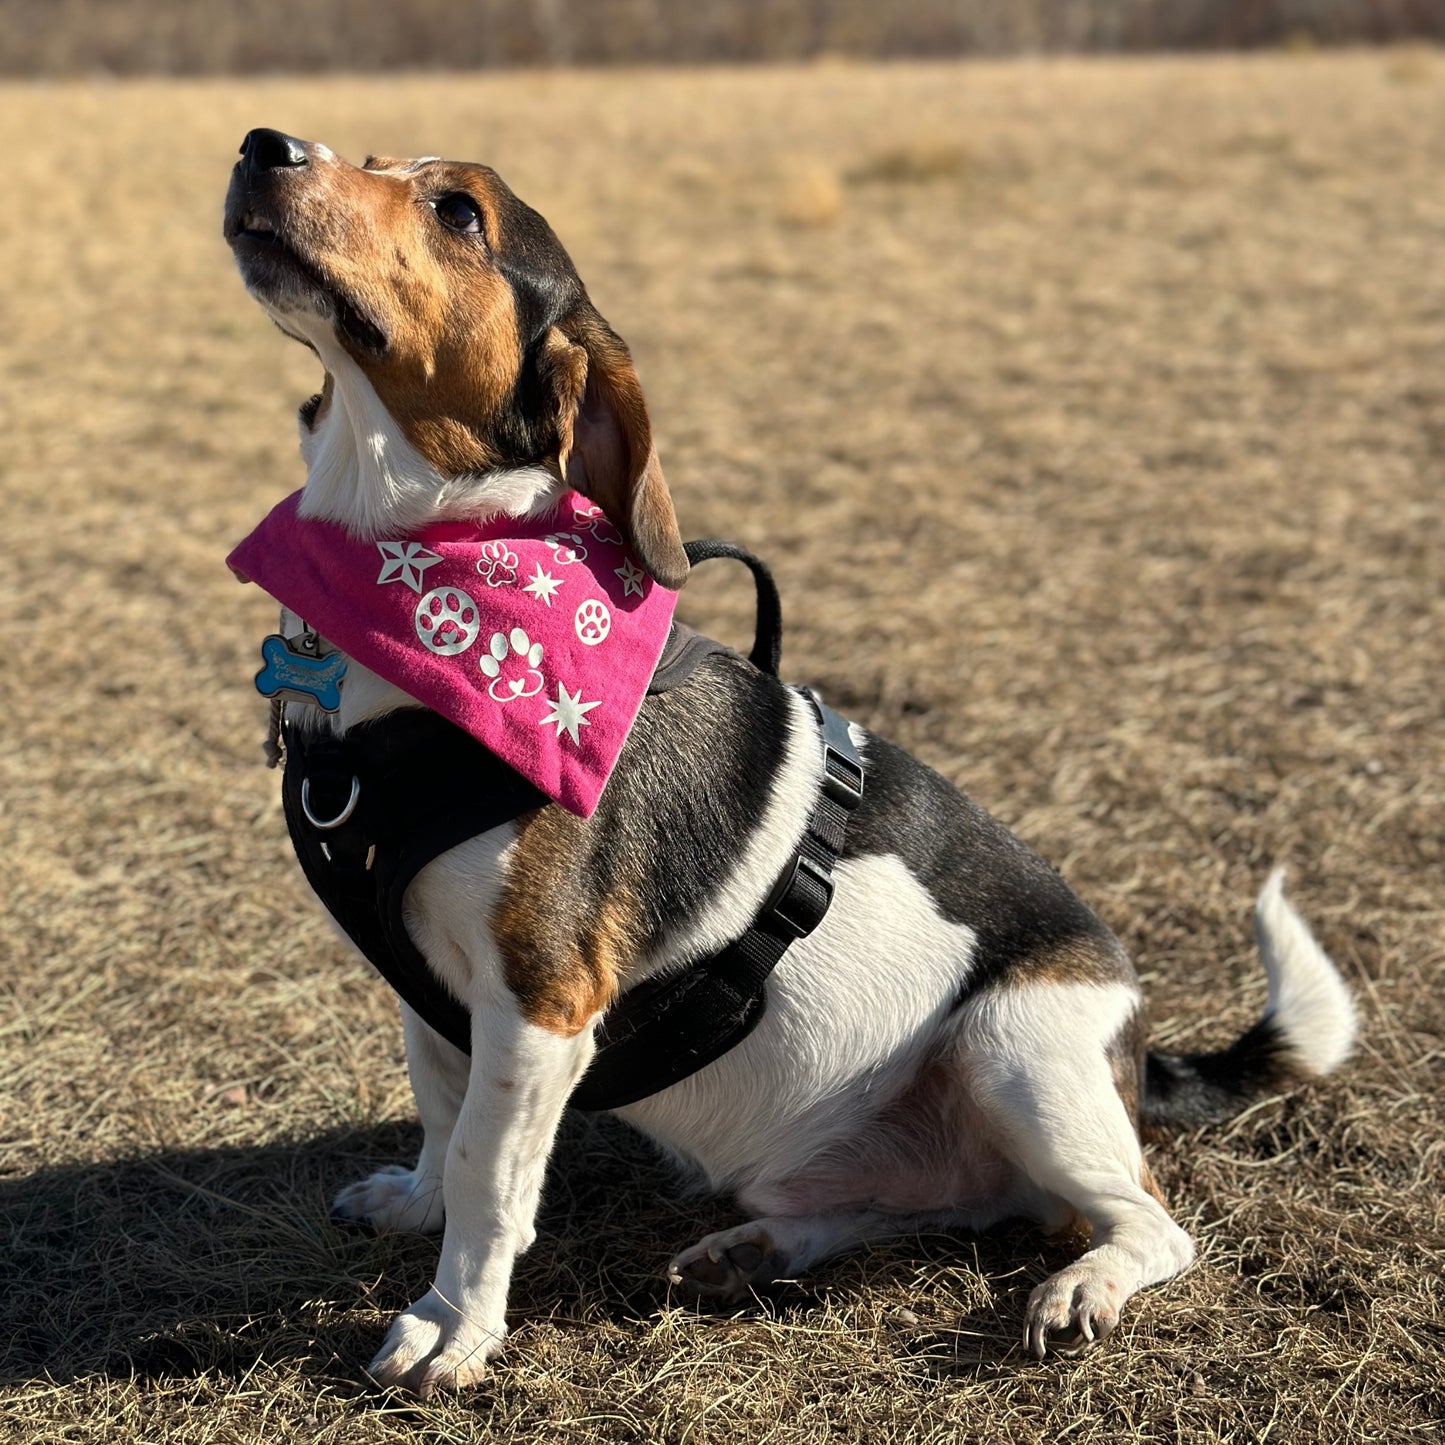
[1,52,1440,1444]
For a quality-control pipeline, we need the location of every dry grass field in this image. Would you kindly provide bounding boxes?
[1,51,1442,1444]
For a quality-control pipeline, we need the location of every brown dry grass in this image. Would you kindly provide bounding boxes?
[1,52,1442,1445]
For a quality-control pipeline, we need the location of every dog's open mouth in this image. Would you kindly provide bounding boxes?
[226,212,387,355]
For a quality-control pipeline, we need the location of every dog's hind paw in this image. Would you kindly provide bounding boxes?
[667,1224,787,1301]
[331,1165,446,1235]
[1023,1262,1126,1359]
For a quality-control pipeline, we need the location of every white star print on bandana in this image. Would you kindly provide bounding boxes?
[538,681,602,746]
[376,541,443,593]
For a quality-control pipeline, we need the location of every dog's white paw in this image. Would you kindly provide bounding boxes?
[667,1223,787,1301]
[368,1289,506,1396]
[331,1165,446,1235]
[1023,1261,1127,1359]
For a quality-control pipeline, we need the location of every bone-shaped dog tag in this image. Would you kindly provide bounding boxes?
[254,633,347,712]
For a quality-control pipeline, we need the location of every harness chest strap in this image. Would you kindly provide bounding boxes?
[569,687,863,1109]
[281,680,863,1112]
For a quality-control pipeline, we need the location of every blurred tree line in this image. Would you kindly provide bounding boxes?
[4,0,1441,75]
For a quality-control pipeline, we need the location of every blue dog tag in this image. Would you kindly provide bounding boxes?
[255,633,347,712]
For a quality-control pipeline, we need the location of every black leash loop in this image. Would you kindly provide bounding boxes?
[683,539,783,676]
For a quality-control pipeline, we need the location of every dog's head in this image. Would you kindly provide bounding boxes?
[223,128,686,588]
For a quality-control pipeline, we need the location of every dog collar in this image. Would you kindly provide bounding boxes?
[227,490,678,818]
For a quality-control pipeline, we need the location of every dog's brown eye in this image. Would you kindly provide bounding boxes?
[433,193,482,235]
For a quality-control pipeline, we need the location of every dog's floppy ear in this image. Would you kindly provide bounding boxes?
[541,308,688,591]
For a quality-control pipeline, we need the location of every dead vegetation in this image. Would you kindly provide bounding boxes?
[0,52,1441,1445]
[3,0,1444,75]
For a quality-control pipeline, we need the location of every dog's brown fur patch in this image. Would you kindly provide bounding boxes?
[245,154,527,472]
[337,161,524,474]
[1106,1004,1149,1125]
[1009,937,1133,990]
[491,810,644,1036]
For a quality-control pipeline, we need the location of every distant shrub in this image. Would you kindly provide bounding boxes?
[846,141,969,186]
[2,0,1442,76]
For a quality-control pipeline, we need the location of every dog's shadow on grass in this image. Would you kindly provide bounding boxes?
[0,1111,699,1390]
[2,1111,1035,1389]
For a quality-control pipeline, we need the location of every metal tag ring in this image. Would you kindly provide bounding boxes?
[301,775,361,831]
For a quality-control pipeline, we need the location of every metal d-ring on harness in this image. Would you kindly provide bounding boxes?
[300,775,361,830]
[275,539,864,1112]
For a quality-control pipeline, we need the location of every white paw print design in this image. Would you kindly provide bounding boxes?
[414,586,480,655]
[475,540,518,588]
[479,628,545,702]
[572,504,624,547]
[574,598,611,646]
[544,532,589,566]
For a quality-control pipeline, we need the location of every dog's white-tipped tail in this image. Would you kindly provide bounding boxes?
[1142,869,1357,1129]
[1256,867,1357,1077]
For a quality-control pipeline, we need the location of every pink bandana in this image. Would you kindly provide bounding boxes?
[227,490,679,818]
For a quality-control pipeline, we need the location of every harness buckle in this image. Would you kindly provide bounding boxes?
[821,746,865,811]
[762,850,835,939]
[803,688,865,812]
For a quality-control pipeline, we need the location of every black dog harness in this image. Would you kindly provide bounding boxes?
[277,541,864,1111]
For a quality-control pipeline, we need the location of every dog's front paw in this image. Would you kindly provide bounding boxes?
[331,1165,445,1235]
[667,1223,787,1302]
[368,1289,507,1396]
[1023,1262,1126,1359]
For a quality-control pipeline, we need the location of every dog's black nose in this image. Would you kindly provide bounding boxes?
[240,128,308,171]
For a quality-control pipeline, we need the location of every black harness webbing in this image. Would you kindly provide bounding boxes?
[277,541,864,1111]
[568,689,862,1110]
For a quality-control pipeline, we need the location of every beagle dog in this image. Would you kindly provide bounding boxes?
[223,128,1357,1396]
